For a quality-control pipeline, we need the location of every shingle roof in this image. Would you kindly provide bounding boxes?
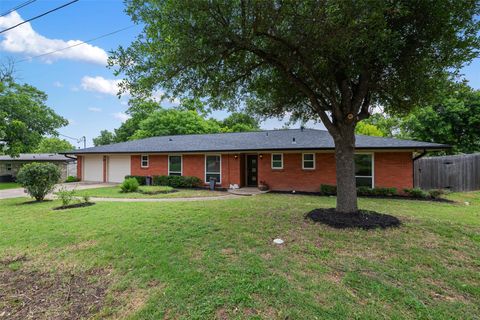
[65,129,449,154]
[0,153,76,161]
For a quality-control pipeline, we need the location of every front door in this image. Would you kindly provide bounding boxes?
[246,155,258,187]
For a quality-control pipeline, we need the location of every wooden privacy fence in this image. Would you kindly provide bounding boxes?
[414,153,480,191]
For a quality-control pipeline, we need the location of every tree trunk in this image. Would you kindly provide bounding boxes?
[333,126,358,213]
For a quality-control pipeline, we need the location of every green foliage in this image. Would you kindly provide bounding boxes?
[56,187,77,207]
[428,189,447,199]
[0,79,68,156]
[320,184,337,196]
[221,113,260,132]
[35,137,74,153]
[131,109,222,139]
[82,195,91,203]
[65,175,79,183]
[355,122,384,137]
[120,177,139,193]
[403,188,429,199]
[124,175,147,185]
[16,162,61,201]
[153,175,202,188]
[93,130,116,146]
[357,187,397,196]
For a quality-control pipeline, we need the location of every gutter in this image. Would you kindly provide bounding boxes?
[63,154,77,161]
[413,149,428,161]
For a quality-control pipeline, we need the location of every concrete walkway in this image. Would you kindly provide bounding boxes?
[82,194,241,202]
[0,182,115,200]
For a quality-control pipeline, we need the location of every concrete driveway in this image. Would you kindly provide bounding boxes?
[0,182,116,200]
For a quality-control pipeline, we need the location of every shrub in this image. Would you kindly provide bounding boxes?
[356,186,373,196]
[372,187,397,196]
[403,188,428,198]
[82,195,91,203]
[153,175,202,188]
[65,175,79,183]
[16,162,61,201]
[57,187,77,207]
[320,184,337,196]
[124,175,147,185]
[428,189,446,199]
[120,177,140,193]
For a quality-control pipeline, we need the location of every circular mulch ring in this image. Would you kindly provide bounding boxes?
[305,208,401,230]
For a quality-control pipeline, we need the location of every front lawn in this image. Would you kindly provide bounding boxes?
[0,182,21,190]
[0,192,478,319]
[74,185,227,199]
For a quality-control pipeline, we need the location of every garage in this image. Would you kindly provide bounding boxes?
[107,155,131,183]
[83,155,103,182]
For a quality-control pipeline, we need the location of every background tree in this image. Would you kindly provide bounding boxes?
[35,137,75,153]
[93,130,116,146]
[0,77,68,156]
[222,112,260,132]
[111,0,480,213]
[354,122,384,137]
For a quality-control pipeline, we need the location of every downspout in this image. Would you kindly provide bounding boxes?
[412,149,427,188]
[63,154,77,161]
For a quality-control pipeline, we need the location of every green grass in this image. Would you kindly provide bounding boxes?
[74,185,228,199]
[0,192,479,319]
[0,182,21,190]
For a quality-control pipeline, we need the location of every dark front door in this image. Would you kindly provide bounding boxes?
[246,155,258,187]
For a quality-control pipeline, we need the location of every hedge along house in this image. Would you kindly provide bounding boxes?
[64,129,448,192]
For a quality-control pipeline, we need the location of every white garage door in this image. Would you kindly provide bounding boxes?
[83,155,103,182]
[107,155,131,183]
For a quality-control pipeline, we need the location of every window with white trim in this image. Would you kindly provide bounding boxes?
[302,153,315,169]
[168,155,182,176]
[355,154,373,187]
[271,153,283,169]
[5,163,12,171]
[141,155,149,168]
[205,155,221,183]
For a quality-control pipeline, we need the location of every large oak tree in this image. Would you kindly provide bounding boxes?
[111,0,480,213]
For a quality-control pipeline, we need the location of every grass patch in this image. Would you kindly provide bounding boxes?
[0,192,479,318]
[74,186,227,199]
[0,182,21,190]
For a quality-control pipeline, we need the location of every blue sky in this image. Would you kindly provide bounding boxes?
[1,0,479,148]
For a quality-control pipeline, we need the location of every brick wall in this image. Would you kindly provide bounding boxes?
[257,151,413,192]
[258,153,336,192]
[130,155,168,176]
[374,152,413,192]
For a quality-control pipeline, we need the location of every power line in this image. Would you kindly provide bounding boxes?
[0,0,36,17]
[15,25,137,64]
[0,0,79,34]
[59,133,86,148]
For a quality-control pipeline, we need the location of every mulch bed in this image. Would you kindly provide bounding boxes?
[18,200,53,205]
[305,208,401,230]
[53,202,96,210]
[0,264,109,320]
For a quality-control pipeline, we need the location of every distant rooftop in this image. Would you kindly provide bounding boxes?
[0,153,76,161]
[65,129,449,154]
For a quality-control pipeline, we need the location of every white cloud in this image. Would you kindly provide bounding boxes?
[0,11,108,65]
[112,112,131,122]
[88,107,102,112]
[53,81,63,88]
[81,76,124,96]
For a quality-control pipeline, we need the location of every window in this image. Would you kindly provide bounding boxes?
[205,155,221,183]
[355,154,373,187]
[141,155,149,168]
[5,163,12,171]
[271,153,283,169]
[168,155,182,176]
[302,153,315,170]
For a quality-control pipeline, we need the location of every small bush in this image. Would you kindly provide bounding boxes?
[153,175,202,188]
[403,188,428,198]
[65,175,79,183]
[356,186,373,196]
[320,184,337,196]
[57,187,77,207]
[372,187,397,196]
[124,175,147,185]
[16,162,61,201]
[82,195,91,203]
[120,178,139,193]
[428,189,446,199]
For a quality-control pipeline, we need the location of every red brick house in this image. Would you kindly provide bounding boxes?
[65,129,448,192]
